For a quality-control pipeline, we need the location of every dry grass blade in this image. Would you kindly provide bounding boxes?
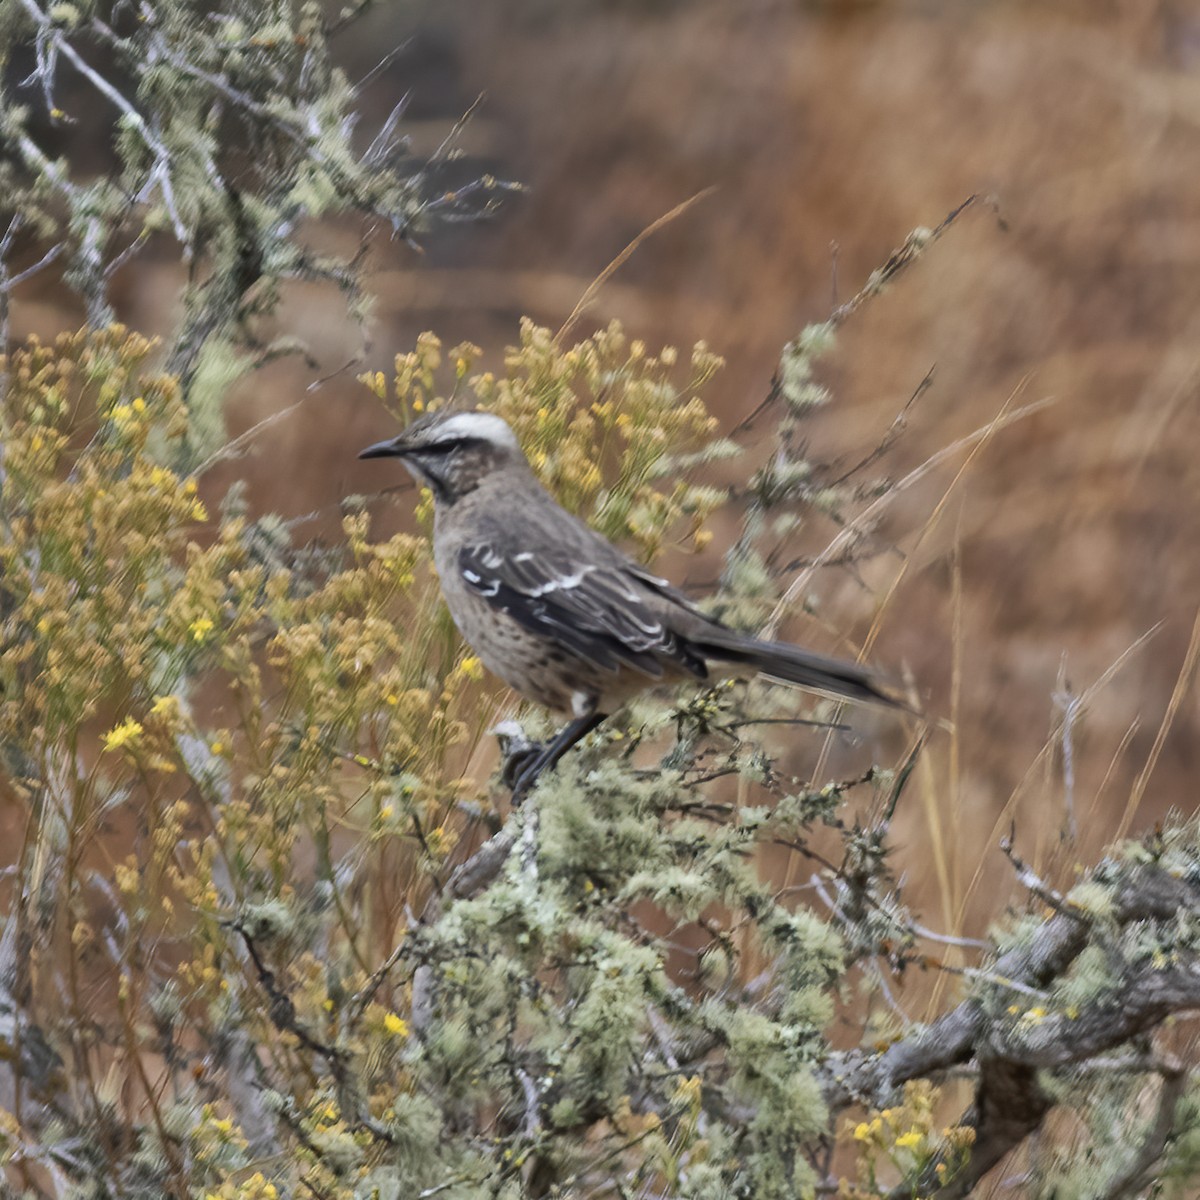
[554,186,717,344]
[764,384,1054,637]
[937,620,1165,1020]
[1116,603,1200,844]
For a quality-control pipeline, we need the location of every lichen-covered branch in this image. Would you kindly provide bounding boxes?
[826,850,1200,1195]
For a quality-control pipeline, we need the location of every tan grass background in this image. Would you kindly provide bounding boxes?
[16,0,1200,967]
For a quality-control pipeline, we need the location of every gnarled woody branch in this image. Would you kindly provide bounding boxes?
[364,703,1200,1198]
[402,755,1200,1195]
[825,864,1200,1195]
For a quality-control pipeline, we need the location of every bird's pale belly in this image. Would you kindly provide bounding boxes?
[433,502,690,717]
[445,590,680,717]
[447,596,593,713]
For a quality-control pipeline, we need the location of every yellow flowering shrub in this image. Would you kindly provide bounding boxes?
[0,322,729,1199]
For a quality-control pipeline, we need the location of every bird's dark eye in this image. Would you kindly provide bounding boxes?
[421,436,484,455]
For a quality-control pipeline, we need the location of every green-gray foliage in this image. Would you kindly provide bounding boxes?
[0,0,518,459]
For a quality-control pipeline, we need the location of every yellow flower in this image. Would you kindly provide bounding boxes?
[191,500,209,523]
[895,1130,924,1151]
[853,1122,872,1142]
[460,654,484,681]
[114,859,140,895]
[103,718,144,752]
[189,616,215,643]
[412,397,425,413]
[383,1011,409,1038]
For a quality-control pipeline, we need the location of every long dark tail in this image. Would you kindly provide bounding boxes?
[692,630,904,708]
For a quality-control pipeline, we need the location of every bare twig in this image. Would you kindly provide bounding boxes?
[1053,661,1082,842]
[1100,1056,1186,1200]
[999,826,1084,922]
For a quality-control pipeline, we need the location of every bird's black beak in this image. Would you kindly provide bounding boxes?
[358,436,408,460]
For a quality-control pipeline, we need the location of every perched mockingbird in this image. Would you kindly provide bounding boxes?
[360,410,901,801]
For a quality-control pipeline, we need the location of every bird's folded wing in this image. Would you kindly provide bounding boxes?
[457,543,707,679]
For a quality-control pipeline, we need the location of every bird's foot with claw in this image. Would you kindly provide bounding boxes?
[492,720,545,804]
[501,745,544,794]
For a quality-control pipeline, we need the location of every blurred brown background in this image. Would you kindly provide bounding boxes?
[18,0,1200,937]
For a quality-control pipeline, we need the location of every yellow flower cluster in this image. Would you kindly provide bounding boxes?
[203,1172,277,1200]
[383,1011,409,1038]
[847,1080,974,1192]
[103,717,144,753]
[361,318,726,561]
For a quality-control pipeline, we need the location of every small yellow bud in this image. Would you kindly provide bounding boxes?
[383,1011,409,1038]
[103,718,144,752]
[189,616,215,643]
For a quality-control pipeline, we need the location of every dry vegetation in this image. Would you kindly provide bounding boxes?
[4,2,1200,1197]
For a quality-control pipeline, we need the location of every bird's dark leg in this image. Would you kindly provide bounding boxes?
[510,711,607,805]
[499,738,542,790]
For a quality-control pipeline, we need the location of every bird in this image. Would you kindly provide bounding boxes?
[359,409,902,802]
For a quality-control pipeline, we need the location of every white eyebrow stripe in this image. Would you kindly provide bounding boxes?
[428,411,521,450]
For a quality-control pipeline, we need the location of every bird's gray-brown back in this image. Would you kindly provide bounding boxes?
[433,471,711,713]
